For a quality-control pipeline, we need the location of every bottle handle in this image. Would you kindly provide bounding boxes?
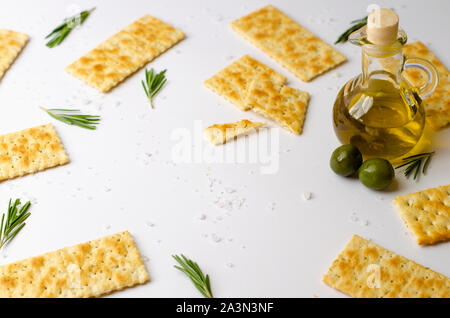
[403,57,439,99]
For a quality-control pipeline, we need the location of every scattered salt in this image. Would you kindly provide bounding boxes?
[269,202,276,211]
[350,213,359,223]
[211,233,222,243]
[225,187,236,194]
[302,192,312,201]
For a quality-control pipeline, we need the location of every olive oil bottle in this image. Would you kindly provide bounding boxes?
[333,9,438,161]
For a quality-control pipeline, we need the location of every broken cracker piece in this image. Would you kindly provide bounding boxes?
[323,234,450,298]
[393,184,450,245]
[231,5,346,82]
[204,55,285,111]
[246,70,310,134]
[204,119,265,145]
[0,29,28,81]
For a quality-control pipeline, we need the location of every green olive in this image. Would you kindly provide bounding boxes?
[358,158,395,190]
[330,144,363,177]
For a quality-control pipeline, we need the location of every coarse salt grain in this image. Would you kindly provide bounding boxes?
[302,192,312,201]
[211,234,222,243]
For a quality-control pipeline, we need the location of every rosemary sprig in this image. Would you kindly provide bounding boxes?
[173,254,213,298]
[0,199,31,250]
[141,68,167,108]
[335,16,368,44]
[395,151,435,180]
[46,8,95,48]
[40,107,100,130]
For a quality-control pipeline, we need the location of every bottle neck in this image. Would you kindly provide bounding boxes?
[361,46,404,84]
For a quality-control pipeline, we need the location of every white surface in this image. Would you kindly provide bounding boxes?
[0,0,449,298]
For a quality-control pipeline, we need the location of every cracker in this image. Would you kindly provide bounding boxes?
[0,124,69,182]
[323,234,450,298]
[0,29,28,81]
[0,231,149,297]
[204,55,285,110]
[393,184,450,245]
[66,14,184,92]
[204,119,265,145]
[403,41,450,130]
[246,70,310,134]
[231,5,346,82]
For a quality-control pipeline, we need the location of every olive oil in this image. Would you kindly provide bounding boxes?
[333,77,425,160]
[332,8,438,161]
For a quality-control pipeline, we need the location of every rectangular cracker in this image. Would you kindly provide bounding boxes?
[403,41,449,130]
[246,70,310,134]
[0,29,28,81]
[204,119,265,145]
[204,55,286,110]
[231,5,346,82]
[66,14,184,92]
[323,235,450,298]
[393,184,450,245]
[0,123,69,182]
[0,231,149,297]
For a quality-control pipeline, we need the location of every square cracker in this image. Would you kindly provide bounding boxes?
[231,5,346,82]
[323,234,450,298]
[204,119,265,145]
[0,123,69,182]
[0,29,28,81]
[0,231,149,297]
[403,42,449,130]
[393,184,450,245]
[66,14,184,92]
[246,70,309,134]
[204,55,286,110]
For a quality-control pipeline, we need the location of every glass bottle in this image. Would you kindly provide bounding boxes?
[333,9,438,161]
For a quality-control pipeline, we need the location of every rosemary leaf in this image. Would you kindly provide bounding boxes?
[46,8,95,48]
[173,254,214,298]
[142,68,167,108]
[400,152,434,160]
[395,151,434,180]
[40,107,100,130]
[422,154,432,174]
[0,199,31,250]
[335,16,368,44]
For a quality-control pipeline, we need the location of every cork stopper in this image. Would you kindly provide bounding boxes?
[367,8,399,45]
